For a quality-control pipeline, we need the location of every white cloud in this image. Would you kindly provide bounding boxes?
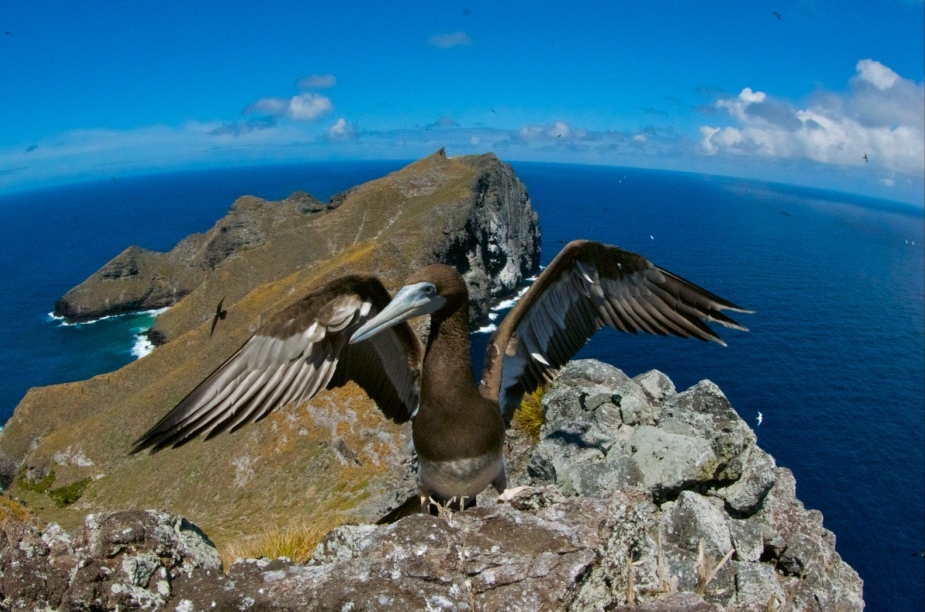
[327,118,356,140]
[289,93,333,120]
[700,60,924,176]
[428,31,471,48]
[245,92,333,122]
[514,121,587,142]
[855,59,899,90]
[297,74,337,89]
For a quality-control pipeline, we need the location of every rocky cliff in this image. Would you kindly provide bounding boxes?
[0,361,864,611]
[53,149,540,335]
[0,150,539,547]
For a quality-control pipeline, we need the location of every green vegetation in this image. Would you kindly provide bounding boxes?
[48,477,92,508]
[512,385,548,444]
[17,465,56,494]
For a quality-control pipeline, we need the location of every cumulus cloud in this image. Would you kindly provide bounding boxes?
[327,118,357,140]
[428,31,471,48]
[244,92,333,121]
[297,74,336,89]
[700,60,924,176]
[855,59,899,90]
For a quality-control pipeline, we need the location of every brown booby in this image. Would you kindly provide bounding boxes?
[132,240,750,513]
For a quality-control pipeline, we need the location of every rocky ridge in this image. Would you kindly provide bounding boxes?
[0,150,539,547]
[52,149,540,336]
[0,361,863,611]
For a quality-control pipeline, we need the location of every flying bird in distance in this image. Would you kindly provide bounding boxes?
[756,412,763,426]
[863,154,869,163]
[132,240,751,516]
[772,11,781,19]
[210,297,228,337]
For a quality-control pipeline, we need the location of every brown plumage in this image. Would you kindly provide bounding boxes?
[132,240,750,511]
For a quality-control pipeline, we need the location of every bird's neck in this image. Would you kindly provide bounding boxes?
[422,304,477,400]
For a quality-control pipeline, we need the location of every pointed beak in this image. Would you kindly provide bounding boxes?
[350,282,444,344]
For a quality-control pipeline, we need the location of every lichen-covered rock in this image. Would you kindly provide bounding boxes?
[0,509,220,611]
[520,360,864,611]
[0,360,864,611]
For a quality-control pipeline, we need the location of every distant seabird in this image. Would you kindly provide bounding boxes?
[772,11,781,19]
[133,240,750,514]
[757,412,763,426]
[863,154,869,163]
[209,298,228,337]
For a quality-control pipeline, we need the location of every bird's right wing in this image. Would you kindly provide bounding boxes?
[481,240,751,421]
[131,275,422,453]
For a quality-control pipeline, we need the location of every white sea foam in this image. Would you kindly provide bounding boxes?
[131,334,156,359]
[492,284,532,311]
[49,306,170,327]
[475,323,497,334]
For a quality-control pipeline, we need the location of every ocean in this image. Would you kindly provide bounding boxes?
[0,161,922,610]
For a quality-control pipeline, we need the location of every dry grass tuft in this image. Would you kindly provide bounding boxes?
[219,515,346,568]
[511,385,547,443]
[0,493,37,525]
[695,539,735,596]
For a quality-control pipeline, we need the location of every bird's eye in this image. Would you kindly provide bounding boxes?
[424,284,435,295]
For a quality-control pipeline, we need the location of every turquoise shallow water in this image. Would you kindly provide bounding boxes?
[0,161,922,610]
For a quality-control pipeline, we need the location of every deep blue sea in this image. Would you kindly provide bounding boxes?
[0,161,922,610]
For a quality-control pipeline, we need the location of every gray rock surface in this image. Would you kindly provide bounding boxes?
[0,361,864,611]
[0,509,220,611]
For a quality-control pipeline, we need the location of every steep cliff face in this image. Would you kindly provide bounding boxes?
[52,150,540,336]
[0,362,864,611]
[0,150,539,547]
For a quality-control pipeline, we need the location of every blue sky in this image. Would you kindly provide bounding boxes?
[1,1,923,205]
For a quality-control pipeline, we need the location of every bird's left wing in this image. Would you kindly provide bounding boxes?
[131,275,422,453]
[481,240,751,421]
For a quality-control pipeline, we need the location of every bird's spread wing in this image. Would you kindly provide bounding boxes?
[481,240,751,420]
[132,275,423,453]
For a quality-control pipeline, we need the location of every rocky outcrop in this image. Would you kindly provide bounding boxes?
[52,149,540,332]
[0,507,222,611]
[0,361,863,611]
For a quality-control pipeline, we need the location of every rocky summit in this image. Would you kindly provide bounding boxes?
[0,361,863,611]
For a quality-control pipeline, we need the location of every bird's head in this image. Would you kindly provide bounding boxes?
[350,264,466,343]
